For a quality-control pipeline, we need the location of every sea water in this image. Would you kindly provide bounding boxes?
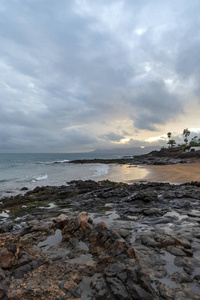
[0,152,128,198]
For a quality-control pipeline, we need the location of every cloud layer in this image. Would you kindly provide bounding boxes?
[1,0,200,152]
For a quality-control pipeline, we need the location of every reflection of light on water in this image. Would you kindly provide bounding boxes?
[121,165,149,181]
[152,277,179,289]
[37,229,62,252]
[97,164,149,183]
[89,210,121,227]
[39,203,57,209]
[127,215,137,220]
[105,203,114,207]
[161,251,183,274]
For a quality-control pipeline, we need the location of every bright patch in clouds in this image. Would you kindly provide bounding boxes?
[189,128,200,133]
[112,138,131,145]
[145,135,167,143]
[120,138,131,144]
[135,28,146,35]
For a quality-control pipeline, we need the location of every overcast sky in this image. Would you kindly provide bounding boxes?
[1,0,200,153]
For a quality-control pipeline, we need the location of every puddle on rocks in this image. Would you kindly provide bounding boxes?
[133,223,155,233]
[187,209,200,218]
[79,273,101,300]
[68,254,95,266]
[105,203,114,207]
[151,250,183,291]
[127,215,138,220]
[88,210,137,235]
[88,210,121,227]
[193,266,200,276]
[194,250,200,258]
[0,210,10,218]
[190,283,200,295]
[160,223,175,234]
[79,241,89,251]
[152,277,180,289]
[60,207,73,213]
[37,229,62,252]
[39,203,57,209]
[47,203,57,209]
[161,250,183,274]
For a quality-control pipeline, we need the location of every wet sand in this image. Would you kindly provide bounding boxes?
[142,162,200,184]
[97,162,200,184]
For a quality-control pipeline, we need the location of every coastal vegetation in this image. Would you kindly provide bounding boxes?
[167,132,176,148]
[183,128,191,145]
[166,128,200,150]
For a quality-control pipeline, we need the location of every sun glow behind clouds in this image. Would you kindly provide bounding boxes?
[113,138,131,145]
[145,135,167,143]
[135,28,146,35]
[120,138,131,144]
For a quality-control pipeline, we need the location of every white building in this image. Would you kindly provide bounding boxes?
[190,146,200,152]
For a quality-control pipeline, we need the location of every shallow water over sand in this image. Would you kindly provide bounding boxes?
[97,164,149,182]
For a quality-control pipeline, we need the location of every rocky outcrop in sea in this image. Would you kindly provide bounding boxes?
[0,180,200,299]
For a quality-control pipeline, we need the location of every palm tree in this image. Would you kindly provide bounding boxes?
[167,139,176,148]
[167,132,172,139]
[183,128,190,145]
[167,132,172,148]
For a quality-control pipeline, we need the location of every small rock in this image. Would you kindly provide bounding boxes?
[21,187,28,191]
[13,264,32,279]
[126,280,154,300]
[78,211,89,225]
[167,246,186,256]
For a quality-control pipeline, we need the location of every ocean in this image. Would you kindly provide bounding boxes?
[0,152,133,198]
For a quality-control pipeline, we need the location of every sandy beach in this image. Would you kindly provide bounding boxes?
[98,161,200,184]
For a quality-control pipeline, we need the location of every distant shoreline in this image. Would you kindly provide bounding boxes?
[76,149,200,184]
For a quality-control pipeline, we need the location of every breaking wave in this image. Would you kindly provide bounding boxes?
[90,164,110,178]
[37,160,70,165]
[32,173,48,182]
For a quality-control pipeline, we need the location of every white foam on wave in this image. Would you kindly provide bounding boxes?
[55,159,70,163]
[37,159,69,165]
[32,173,48,182]
[90,164,110,178]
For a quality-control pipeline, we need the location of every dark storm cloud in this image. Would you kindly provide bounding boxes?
[0,0,200,152]
[176,41,200,79]
[132,81,183,131]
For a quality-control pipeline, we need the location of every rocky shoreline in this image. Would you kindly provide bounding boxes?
[0,180,200,299]
[69,149,200,166]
